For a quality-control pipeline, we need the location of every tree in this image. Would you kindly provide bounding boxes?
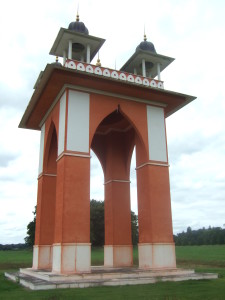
[131,211,139,245]
[90,200,105,246]
[25,201,139,248]
[24,206,36,247]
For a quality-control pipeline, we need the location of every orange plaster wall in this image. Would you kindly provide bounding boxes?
[35,177,43,245]
[35,175,56,245]
[54,155,90,243]
[89,93,148,162]
[105,182,132,245]
[137,165,174,243]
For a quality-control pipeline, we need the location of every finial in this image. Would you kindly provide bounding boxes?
[144,24,147,41]
[56,56,58,62]
[96,52,101,67]
[76,3,79,21]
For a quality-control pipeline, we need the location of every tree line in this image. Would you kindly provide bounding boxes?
[174,226,225,246]
[2,201,225,249]
[23,203,225,247]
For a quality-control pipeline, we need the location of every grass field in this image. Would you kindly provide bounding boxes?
[0,245,225,299]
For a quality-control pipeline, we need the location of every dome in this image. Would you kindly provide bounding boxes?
[68,14,89,35]
[136,35,156,53]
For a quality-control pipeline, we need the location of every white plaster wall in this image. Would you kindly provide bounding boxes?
[104,245,113,267]
[138,243,176,269]
[114,245,133,267]
[52,244,61,273]
[153,244,176,268]
[38,124,45,175]
[32,245,39,269]
[138,243,153,269]
[67,90,90,153]
[62,245,76,273]
[76,244,91,272]
[58,92,67,156]
[39,245,52,269]
[147,106,167,162]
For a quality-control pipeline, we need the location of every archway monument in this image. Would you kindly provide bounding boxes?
[7,15,217,289]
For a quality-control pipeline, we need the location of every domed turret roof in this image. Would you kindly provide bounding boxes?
[136,34,156,53]
[68,14,89,35]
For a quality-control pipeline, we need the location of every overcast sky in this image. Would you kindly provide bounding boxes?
[0,0,225,244]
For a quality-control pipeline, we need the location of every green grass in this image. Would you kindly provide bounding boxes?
[0,245,225,299]
[176,245,225,267]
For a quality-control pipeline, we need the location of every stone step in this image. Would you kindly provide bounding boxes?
[5,268,218,291]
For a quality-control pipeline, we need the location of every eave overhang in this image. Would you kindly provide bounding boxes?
[19,64,196,130]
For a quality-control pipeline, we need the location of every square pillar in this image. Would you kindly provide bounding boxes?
[138,243,176,269]
[52,243,91,274]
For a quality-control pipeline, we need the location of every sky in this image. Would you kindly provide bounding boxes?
[0,0,225,244]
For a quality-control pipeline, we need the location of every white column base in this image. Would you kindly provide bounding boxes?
[32,245,52,270]
[138,243,176,269]
[104,245,133,267]
[52,243,91,274]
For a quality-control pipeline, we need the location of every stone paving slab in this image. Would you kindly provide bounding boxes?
[5,267,218,290]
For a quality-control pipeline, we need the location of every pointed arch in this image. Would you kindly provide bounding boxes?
[43,121,58,174]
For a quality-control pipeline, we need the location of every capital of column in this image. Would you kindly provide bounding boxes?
[56,151,91,163]
[104,179,131,185]
[37,173,57,180]
[136,161,169,170]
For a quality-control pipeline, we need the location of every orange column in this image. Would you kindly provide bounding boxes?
[52,154,91,273]
[135,104,176,269]
[33,175,56,270]
[103,131,133,267]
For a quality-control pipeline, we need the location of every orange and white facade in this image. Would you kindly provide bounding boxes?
[19,16,195,274]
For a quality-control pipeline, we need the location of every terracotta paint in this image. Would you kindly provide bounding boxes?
[20,23,195,273]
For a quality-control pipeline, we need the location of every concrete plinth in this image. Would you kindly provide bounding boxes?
[33,245,52,270]
[138,243,176,269]
[52,243,91,274]
[5,267,218,290]
[104,245,133,267]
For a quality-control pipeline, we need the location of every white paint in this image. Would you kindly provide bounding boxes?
[68,40,72,59]
[63,50,66,65]
[52,244,61,273]
[138,243,176,269]
[38,123,45,175]
[39,245,52,269]
[86,44,90,63]
[32,245,52,269]
[58,91,66,156]
[147,106,167,162]
[104,245,113,267]
[76,244,91,272]
[52,243,91,273]
[104,245,133,267]
[32,245,39,269]
[157,62,161,81]
[67,90,90,153]
[62,244,76,272]
[142,59,146,77]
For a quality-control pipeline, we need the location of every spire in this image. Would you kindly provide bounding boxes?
[144,24,147,41]
[56,56,59,63]
[76,3,79,21]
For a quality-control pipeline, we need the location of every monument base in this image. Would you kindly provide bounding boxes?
[33,245,52,270]
[104,245,133,267]
[5,267,218,290]
[51,243,91,274]
[138,243,176,269]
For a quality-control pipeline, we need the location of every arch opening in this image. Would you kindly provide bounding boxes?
[90,109,140,267]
